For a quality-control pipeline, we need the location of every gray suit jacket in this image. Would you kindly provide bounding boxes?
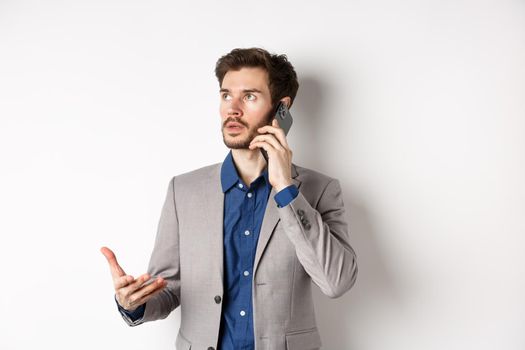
[118,160,358,350]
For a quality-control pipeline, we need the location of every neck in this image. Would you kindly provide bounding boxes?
[231,148,267,187]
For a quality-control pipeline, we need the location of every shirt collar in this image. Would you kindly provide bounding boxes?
[220,150,270,193]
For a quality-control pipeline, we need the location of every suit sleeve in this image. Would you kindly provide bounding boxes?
[276,178,358,298]
[118,176,181,326]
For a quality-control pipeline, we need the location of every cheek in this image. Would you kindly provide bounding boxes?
[245,102,270,118]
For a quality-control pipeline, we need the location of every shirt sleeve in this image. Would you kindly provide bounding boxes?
[274,184,299,208]
[115,294,146,322]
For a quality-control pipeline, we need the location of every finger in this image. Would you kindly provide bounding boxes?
[258,120,289,148]
[248,140,275,155]
[270,118,290,149]
[129,278,167,308]
[250,134,283,151]
[131,277,166,302]
[114,274,135,290]
[121,273,152,297]
[100,246,126,279]
[126,277,165,310]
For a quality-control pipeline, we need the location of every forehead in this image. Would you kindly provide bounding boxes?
[221,67,270,94]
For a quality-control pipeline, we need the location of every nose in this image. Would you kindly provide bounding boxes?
[227,96,243,117]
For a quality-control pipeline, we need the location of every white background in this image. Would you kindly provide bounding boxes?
[0,0,524,349]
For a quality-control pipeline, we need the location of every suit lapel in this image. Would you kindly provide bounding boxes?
[253,163,301,276]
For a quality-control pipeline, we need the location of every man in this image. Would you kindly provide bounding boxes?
[101,47,358,350]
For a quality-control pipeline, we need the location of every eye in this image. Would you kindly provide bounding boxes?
[222,93,231,100]
[245,94,256,101]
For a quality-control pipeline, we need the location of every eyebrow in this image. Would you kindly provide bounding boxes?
[219,88,263,94]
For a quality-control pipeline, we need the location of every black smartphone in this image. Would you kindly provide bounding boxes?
[260,101,293,161]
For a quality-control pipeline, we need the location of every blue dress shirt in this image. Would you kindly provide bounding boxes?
[116,150,299,350]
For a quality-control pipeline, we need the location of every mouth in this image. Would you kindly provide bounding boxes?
[225,123,245,132]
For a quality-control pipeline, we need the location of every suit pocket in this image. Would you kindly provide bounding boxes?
[285,327,322,350]
[175,330,192,350]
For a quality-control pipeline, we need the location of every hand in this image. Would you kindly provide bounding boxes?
[249,118,293,192]
[100,246,167,312]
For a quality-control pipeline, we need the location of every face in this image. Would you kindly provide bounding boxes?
[219,67,275,149]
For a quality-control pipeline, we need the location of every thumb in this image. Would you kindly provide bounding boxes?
[100,246,126,278]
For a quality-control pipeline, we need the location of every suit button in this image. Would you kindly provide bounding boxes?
[304,223,311,230]
[297,209,305,216]
[214,295,221,304]
[208,347,215,350]
[301,217,309,225]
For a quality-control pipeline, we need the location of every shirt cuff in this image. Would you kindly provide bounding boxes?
[115,294,146,321]
[274,184,299,208]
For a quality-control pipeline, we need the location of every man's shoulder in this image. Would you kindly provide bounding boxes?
[292,164,343,206]
[292,163,342,200]
[294,163,336,185]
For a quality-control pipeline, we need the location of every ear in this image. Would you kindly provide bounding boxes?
[280,96,292,108]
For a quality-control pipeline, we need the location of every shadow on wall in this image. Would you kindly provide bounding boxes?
[293,75,325,171]
[296,75,406,349]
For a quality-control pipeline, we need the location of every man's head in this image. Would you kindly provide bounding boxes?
[215,47,299,149]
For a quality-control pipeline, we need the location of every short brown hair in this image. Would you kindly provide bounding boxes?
[215,47,299,109]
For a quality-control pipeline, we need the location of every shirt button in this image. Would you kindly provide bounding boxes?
[247,192,253,198]
[214,295,221,304]
[240,310,246,316]
[244,230,250,236]
[238,183,244,188]
[208,347,215,350]
[243,270,250,276]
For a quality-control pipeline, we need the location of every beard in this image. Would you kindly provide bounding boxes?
[222,108,274,149]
